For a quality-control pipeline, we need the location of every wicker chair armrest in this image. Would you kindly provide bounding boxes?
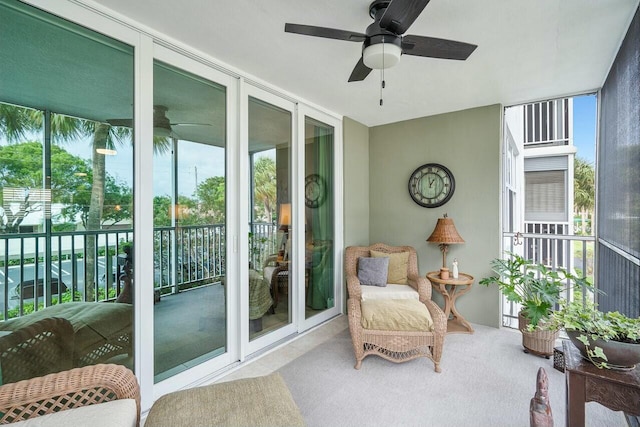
[262,254,278,268]
[423,300,447,336]
[346,274,362,300]
[0,364,140,425]
[409,274,432,300]
[268,264,289,288]
[347,298,362,319]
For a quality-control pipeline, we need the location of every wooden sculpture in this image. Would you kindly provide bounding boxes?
[530,367,553,427]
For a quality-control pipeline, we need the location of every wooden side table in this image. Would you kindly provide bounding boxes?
[563,339,640,426]
[427,271,474,334]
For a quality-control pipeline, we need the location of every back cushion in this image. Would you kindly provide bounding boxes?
[370,250,409,284]
[357,256,389,287]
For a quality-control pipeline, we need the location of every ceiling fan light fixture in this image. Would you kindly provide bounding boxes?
[363,42,402,69]
[96,148,117,156]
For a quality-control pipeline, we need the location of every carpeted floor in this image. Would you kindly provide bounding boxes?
[277,324,627,427]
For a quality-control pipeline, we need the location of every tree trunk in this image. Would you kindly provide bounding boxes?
[85,124,109,301]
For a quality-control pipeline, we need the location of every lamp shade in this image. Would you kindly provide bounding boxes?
[427,217,465,244]
[279,203,291,228]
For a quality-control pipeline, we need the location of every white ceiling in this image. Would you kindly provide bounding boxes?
[87,0,638,127]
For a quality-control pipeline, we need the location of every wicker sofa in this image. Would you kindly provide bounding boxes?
[345,243,447,371]
[0,317,74,385]
[0,364,140,425]
[0,302,132,367]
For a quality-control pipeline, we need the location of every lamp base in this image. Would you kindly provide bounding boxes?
[439,268,450,280]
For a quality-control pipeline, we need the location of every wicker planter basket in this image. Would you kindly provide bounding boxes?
[518,312,559,357]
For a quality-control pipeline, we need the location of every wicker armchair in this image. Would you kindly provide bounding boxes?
[0,364,140,425]
[263,254,289,309]
[0,317,74,384]
[345,243,447,372]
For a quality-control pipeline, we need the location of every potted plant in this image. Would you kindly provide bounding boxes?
[480,252,591,357]
[552,293,640,370]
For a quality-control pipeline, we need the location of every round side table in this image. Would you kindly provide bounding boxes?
[427,271,475,334]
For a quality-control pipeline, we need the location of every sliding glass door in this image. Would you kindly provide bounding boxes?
[0,0,135,383]
[243,87,297,351]
[304,117,335,319]
[152,56,229,383]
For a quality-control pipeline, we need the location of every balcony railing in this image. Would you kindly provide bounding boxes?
[501,230,595,328]
[0,222,279,320]
[0,229,133,320]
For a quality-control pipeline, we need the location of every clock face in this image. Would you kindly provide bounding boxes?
[305,174,326,208]
[408,163,455,208]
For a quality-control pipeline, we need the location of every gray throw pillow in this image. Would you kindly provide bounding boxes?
[357,256,389,287]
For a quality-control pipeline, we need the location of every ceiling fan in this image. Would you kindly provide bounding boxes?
[284,0,477,82]
[107,105,209,138]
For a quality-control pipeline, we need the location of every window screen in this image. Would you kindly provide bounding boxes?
[525,170,566,221]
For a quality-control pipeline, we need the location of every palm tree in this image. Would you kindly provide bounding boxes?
[253,156,276,222]
[574,157,595,235]
[0,103,135,299]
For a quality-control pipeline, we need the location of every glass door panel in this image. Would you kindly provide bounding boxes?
[304,117,335,318]
[247,96,292,341]
[152,60,227,382]
[0,0,135,383]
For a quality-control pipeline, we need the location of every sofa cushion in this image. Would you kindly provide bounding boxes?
[370,250,409,284]
[11,399,137,427]
[357,256,389,287]
[145,373,304,427]
[361,299,434,332]
[360,284,418,301]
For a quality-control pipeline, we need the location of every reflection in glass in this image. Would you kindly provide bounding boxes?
[0,0,134,384]
[305,117,335,318]
[152,61,227,382]
[248,97,292,341]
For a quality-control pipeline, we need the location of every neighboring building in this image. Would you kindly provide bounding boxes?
[504,98,577,269]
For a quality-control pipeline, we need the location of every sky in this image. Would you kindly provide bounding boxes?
[572,94,597,164]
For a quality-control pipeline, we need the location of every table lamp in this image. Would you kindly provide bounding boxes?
[426,214,465,279]
[278,203,291,259]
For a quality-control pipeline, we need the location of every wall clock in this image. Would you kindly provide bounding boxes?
[408,163,455,208]
[305,174,326,208]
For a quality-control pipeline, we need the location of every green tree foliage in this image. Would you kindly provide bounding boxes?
[195,176,225,224]
[153,195,173,227]
[0,141,132,232]
[253,156,276,222]
[574,157,595,235]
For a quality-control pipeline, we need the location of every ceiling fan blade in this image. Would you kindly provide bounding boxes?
[379,0,431,35]
[402,35,477,60]
[285,23,366,42]
[170,123,212,127]
[348,57,372,82]
[106,119,133,127]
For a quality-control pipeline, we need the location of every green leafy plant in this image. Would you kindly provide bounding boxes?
[552,293,640,368]
[480,252,591,330]
[248,232,269,269]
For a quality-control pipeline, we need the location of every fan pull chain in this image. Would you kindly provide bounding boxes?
[380,40,385,106]
[380,70,384,106]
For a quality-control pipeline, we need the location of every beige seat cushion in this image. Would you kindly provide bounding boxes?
[145,373,304,427]
[370,250,409,284]
[11,399,137,427]
[361,299,434,332]
[360,284,419,301]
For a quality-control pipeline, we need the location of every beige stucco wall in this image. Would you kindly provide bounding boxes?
[368,104,503,328]
[343,117,370,248]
